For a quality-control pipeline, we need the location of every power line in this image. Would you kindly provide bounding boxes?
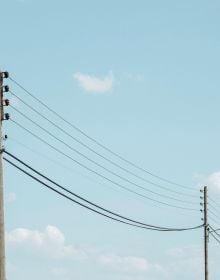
[209,231,220,245]
[9,90,198,199]
[209,225,220,239]
[3,155,204,232]
[10,105,198,205]
[8,137,199,219]
[8,136,119,192]
[209,196,220,209]
[209,216,220,226]
[10,119,200,212]
[209,203,220,216]
[208,209,220,221]
[4,151,202,230]
[8,77,195,191]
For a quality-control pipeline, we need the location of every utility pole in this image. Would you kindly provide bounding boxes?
[204,186,208,280]
[0,70,9,280]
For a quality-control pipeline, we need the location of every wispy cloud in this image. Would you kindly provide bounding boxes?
[73,72,114,93]
[6,225,162,275]
[7,226,219,280]
[6,225,87,260]
[165,246,203,278]
[99,254,162,273]
[195,171,220,193]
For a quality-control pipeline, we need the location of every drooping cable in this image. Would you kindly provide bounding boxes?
[8,137,200,219]
[209,203,220,216]
[209,196,220,209]
[209,231,220,245]
[8,77,195,191]
[3,155,204,232]
[9,90,198,198]
[208,209,220,221]
[209,216,220,226]
[10,119,200,212]
[209,225,220,239]
[10,105,198,205]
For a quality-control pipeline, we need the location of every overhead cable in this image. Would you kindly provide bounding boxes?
[8,137,199,219]
[209,225,220,238]
[8,77,195,191]
[3,155,204,232]
[208,209,220,221]
[10,119,200,212]
[10,105,198,205]
[9,91,198,198]
[209,196,220,209]
[209,216,220,226]
[209,203,220,216]
[209,231,220,245]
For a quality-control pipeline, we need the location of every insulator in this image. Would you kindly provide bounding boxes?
[4,99,10,106]
[4,135,8,140]
[4,113,10,120]
[200,189,203,193]
[200,202,203,206]
[1,72,9,79]
[200,209,203,212]
[200,196,203,199]
[3,85,9,92]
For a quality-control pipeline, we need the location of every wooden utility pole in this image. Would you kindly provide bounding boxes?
[204,186,208,280]
[0,71,8,280]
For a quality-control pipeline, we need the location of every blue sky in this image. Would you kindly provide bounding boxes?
[1,0,220,279]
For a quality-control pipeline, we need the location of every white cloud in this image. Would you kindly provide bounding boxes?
[73,72,114,93]
[99,254,162,273]
[6,225,162,276]
[5,192,17,203]
[6,225,87,260]
[165,246,203,278]
[195,171,220,193]
[7,226,218,280]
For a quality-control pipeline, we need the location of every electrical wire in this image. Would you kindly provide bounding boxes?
[4,151,202,230]
[209,231,220,245]
[208,209,220,221]
[9,90,198,198]
[8,77,195,191]
[10,118,200,212]
[10,105,198,205]
[3,155,204,232]
[8,136,120,192]
[209,216,220,226]
[8,137,200,219]
[209,225,220,238]
[209,203,220,216]
[209,196,220,209]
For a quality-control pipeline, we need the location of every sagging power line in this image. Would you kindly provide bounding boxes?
[10,118,200,212]
[9,76,196,191]
[9,105,198,206]
[9,90,198,198]
[3,152,204,232]
[1,71,218,280]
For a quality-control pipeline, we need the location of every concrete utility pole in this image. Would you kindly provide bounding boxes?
[0,70,9,280]
[204,186,208,280]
